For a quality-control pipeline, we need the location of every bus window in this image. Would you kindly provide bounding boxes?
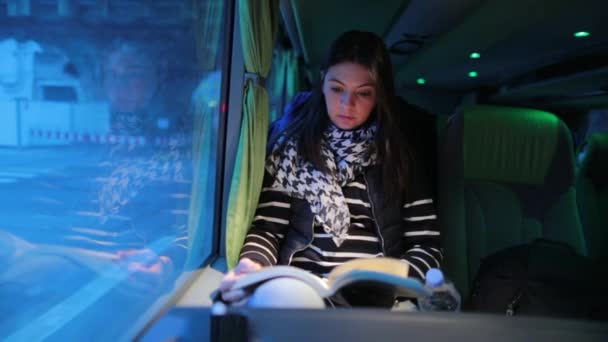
[0,1,227,340]
[576,109,608,163]
[585,109,608,136]
[267,44,304,121]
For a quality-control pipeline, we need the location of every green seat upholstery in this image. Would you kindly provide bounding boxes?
[439,105,587,297]
[576,133,608,260]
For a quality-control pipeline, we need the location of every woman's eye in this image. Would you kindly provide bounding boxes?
[358,91,373,97]
[330,87,343,93]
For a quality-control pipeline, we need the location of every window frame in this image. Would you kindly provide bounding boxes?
[216,0,246,270]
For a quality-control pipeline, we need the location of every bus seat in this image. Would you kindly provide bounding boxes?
[396,96,438,199]
[576,133,608,260]
[438,105,587,297]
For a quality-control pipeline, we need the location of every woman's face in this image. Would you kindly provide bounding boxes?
[322,62,377,130]
[104,48,158,113]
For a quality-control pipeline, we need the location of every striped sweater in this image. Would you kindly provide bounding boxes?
[239,171,442,280]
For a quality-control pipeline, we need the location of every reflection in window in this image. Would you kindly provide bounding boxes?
[585,109,608,137]
[578,110,608,164]
[41,85,78,102]
[0,1,225,340]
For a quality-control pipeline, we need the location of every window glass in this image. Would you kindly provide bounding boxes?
[577,109,608,163]
[585,109,608,136]
[267,48,287,122]
[0,1,226,340]
[41,85,78,102]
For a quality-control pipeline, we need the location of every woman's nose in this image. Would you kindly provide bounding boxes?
[340,92,355,107]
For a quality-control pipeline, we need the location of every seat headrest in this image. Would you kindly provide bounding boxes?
[462,105,572,185]
[580,133,608,186]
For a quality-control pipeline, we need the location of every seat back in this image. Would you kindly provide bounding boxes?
[439,105,587,297]
[576,133,608,260]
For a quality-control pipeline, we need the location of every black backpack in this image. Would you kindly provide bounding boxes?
[467,239,608,320]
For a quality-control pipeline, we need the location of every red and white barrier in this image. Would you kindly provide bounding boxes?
[27,129,191,147]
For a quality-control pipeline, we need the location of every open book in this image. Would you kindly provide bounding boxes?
[230,257,431,302]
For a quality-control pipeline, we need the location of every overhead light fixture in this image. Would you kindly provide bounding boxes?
[468,71,478,78]
[574,31,590,38]
[470,52,481,59]
[416,78,426,85]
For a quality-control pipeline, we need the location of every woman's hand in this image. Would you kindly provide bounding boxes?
[219,258,263,303]
[115,248,174,295]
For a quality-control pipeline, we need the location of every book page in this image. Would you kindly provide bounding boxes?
[230,258,429,300]
[327,257,410,286]
[328,270,430,299]
[231,266,332,296]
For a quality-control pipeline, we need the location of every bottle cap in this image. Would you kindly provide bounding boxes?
[425,268,444,288]
[211,301,228,316]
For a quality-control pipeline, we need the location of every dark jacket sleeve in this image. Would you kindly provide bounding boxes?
[238,171,292,267]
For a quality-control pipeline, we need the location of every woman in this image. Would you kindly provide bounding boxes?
[220,30,441,308]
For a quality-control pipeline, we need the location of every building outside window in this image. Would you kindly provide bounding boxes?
[0,1,227,340]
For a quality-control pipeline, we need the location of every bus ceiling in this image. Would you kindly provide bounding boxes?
[279,0,608,110]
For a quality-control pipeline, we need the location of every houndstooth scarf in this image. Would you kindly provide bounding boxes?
[266,124,377,247]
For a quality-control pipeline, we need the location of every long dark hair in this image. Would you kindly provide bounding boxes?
[269,30,412,202]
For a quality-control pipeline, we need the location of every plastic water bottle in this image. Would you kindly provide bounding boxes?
[418,268,461,312]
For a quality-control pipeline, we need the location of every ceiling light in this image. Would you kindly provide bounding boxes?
[470,52,481,59]
[416,78,426,85]
[468,71,478,78]
[574,31,590,38]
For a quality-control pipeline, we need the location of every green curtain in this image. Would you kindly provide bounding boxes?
[267,48,299,122]
[268,50,288,122]
[184,0,225,270]
[226,0,279,268]
[270,50,287,101]
[285,49,301,102]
